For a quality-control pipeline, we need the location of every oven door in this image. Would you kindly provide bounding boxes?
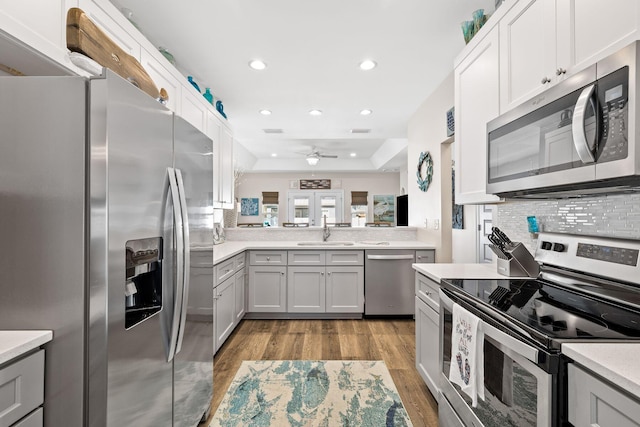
[439,288,556,427]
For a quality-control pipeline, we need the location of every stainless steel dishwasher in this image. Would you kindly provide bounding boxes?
[364,250,415,315]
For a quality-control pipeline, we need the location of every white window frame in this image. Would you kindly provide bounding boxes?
[287,190,344,226]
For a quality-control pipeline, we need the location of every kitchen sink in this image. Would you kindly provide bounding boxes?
[296,241,355,246]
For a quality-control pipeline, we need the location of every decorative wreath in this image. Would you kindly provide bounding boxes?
[416,151,433,192]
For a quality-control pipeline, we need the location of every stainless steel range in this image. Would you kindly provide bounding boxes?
[438,233,640,427]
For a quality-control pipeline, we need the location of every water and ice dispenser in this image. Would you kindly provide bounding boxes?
[125,237,163,328]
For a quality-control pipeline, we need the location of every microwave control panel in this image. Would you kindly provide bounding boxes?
[598,66,628,162]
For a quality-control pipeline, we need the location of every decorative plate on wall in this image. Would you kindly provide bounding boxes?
[416,151,433,192]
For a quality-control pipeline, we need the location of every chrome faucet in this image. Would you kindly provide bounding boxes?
[322,214,331,242]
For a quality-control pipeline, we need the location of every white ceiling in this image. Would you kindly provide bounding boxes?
[110,0,494,172]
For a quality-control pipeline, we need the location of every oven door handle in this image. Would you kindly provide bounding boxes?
[440,289,540,365]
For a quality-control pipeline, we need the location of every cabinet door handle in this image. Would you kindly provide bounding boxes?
[266,256,271,261]
[321,271,324,276]
[556,67,566,76]
[327,272,331,275]
[281,271,285,275]
[541,76,551,84]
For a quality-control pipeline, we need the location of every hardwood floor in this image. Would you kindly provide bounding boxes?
[204,318,439,426]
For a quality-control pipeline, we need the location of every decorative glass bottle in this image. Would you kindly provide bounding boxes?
[187,76,200,93]
[203,88,214,105]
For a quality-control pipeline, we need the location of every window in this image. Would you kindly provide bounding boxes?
[351,191,368,227]
[287,191,344,226]
[262,192,279,226]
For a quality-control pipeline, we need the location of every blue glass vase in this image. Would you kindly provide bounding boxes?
[203,88,213,105]
[216,100,227,119]
[187,76,200,93]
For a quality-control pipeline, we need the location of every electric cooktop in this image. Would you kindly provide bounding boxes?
[442,277,640,350]
[441,232,640,351]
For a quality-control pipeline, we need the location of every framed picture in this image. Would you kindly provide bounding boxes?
[299,179,331,189]
[373,195,395,223]
[240,198,259,216]
[452,170,464,229]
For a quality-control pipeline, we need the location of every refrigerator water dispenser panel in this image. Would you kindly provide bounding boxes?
[125,237,163,329]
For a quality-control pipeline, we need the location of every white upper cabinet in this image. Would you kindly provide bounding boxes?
[456,0,640,204]
[561,0,640,73]
[500,0,640,112]
[454,26,502,204]
[499,0,558,111]
[0,0,78,74]
[78,0,140,60]
[219,126,234,208]
[140,47,182,113]
[180,86,208,132]
[206,111,234,208]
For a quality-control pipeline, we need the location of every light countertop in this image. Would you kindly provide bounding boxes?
[0,330,52,365]
[563,343,640,398]
[213,241,436,264]
[412,263,529,282]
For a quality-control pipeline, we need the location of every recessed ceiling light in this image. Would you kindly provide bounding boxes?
[350,153,357,157]
[360,109,373,116]
[309,109,323,116]
[359,60,377,71]
[259,109,272,115]
[271,153,277,157]
[249,59,267,70]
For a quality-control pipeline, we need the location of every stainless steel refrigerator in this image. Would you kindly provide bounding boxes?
[0,70,214,426]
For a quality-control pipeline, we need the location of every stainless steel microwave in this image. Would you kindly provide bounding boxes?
[486,41,640,198]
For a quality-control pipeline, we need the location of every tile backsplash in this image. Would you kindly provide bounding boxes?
[497,193,640,253]
[225,227,418,242]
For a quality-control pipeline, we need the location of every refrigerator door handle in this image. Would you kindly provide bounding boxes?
[167,167,185,362]
[174,168,190,354]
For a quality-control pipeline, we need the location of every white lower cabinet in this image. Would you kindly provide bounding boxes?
[213,252,246,353]
[248,250,364,315]
[0,350,44,427]
[325,267,364,313]
[234,268,246,322]
[287,267,326,313]
[416,296,439,398]
[248,266,287,312]
[568,363,640,427]
[213,276,235,352]
[12,408,42,427]
[415,272,441,398]
[286,266,363,313]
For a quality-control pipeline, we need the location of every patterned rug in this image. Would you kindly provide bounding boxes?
[210,360,413,427]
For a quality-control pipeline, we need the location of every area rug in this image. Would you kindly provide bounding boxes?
[210,360,413,427]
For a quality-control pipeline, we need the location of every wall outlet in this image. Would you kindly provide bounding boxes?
[433,219,440,230]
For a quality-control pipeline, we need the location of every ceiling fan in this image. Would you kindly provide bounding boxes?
[297,147,338,165]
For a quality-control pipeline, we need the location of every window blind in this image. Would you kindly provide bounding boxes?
[262,191,279,204]
[351,191,368,206]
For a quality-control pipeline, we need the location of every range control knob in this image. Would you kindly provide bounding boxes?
[553,243,566,252]
[541,241,553,250]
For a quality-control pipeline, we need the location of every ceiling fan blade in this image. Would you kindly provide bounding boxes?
[319,154,338,158]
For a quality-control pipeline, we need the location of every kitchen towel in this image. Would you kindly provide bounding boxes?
[448,303,485,407]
